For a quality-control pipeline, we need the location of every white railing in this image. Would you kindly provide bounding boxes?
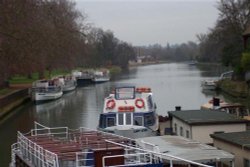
[32,121,69,139]
[103,153,154,167]
[106,140,214,167]
[16,131,59,167]
[12,122,215,167]
[76,151,94,167]
[139,140,162,163]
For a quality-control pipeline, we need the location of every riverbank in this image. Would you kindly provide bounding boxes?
[0,88,30,121]
[129,60,169,67]
[217,79,249,98]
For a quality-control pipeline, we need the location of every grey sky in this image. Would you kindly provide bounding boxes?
[75,0,219,46]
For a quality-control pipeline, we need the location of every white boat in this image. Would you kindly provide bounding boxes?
[201,80,217,90]
[91,70,110,83]
[72,70,93,85]
[201,97,250,120]
[57,75,77,93]
[97,86,159,138]
[31,79,63,103]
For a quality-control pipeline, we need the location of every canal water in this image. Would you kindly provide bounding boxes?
[0,63,230,166]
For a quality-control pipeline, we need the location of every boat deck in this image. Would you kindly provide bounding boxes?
[11,122,163,167]
[25,131,129,161]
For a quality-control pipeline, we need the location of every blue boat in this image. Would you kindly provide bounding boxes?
[98,86,159,138]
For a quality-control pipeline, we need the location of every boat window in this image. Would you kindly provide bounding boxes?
[147,95,153,109]
[115,87,135,100]
[107,117,115,127]
[118,113,124,125]
[144,112,155,126]
[134,116,143,126]
[126,113,132,125]
[99,114,105,128]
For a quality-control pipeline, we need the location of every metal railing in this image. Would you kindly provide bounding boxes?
[106,140,214,167]
[15,131,59,167]
[76,151,94,167]
[11,122,214,167]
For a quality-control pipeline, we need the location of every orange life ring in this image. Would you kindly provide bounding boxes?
[106,99,115,109]
[135,98,145,108]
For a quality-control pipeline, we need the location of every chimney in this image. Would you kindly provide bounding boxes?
[213,97,220,107]
[175,106,181,111]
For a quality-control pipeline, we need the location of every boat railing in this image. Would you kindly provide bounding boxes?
[32,86,62,93]
[15,131,59,167]
[10,143,19,167]
[103,152,157,167]
[106,140,214,167]
[32,121,69,139]
[76,151,94,167]
[138,140,162,162]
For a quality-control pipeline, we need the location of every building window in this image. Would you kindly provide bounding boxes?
[174,123,177,134]
[186,130,189,138]
[180,127,183,136]
[244,158,250,167]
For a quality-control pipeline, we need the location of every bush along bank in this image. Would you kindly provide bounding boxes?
[217,79,249,98]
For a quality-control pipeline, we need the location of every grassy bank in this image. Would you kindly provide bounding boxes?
[217,79,249,98]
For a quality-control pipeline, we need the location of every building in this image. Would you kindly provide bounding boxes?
[136,135,234,167]
[211,131,250,167]
[168,110,248,144]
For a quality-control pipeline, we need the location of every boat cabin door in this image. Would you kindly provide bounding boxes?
[117,113,132,126]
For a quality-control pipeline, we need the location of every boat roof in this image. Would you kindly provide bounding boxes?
[136,135,234,163]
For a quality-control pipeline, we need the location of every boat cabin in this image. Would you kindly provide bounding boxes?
[99,86,157,130]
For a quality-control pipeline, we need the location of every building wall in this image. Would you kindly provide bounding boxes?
[172,117,191,138]
[213,139,250,167]
[172,117,246,143]
[192,124,246,143]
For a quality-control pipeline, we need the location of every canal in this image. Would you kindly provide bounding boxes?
[0,63,231,166]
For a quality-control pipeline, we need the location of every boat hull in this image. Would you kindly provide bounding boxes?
[62,83,76,93]
[91,77,110,83]
[32,91,63,103]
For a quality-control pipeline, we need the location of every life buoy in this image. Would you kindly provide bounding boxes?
[106,99,115,110]
[135,98,145,108]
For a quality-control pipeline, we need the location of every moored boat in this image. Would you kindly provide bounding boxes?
[201,79,217,90]
[10,122,163,167]
[97,86,159,138]
[31,79,63,103]
[56,75,77,93]
[91,70,110,83]
[10,122,217,167]
[72,70,93,85]
[201,97,250,120]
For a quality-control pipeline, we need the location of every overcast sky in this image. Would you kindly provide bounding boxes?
[75,0,219,46]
